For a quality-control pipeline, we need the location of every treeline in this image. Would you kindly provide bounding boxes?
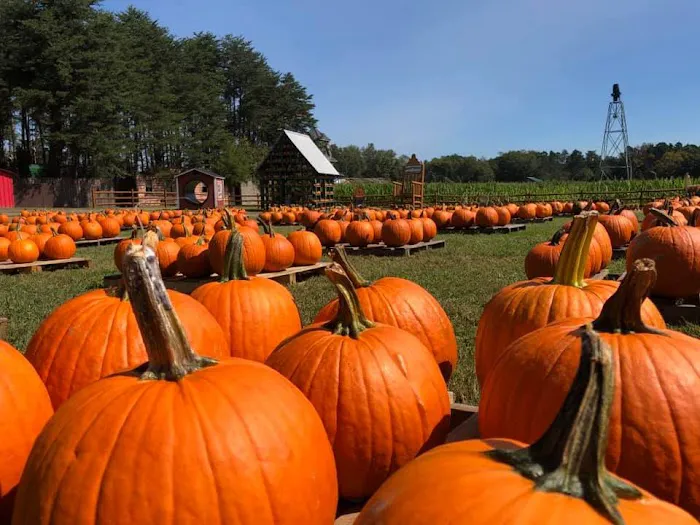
[0,0,317,181]
[332,142,700,183]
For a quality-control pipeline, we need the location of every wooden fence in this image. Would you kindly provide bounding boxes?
[334,187,692,208]
[92,189,177,209]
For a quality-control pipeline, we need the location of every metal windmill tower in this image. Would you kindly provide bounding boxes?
[599,83,632,180]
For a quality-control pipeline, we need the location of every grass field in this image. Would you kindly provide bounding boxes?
[1,218,697,404]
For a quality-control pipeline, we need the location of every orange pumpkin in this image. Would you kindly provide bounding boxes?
[517,203,537,220]
[43,232,76,260]
[208,220,265,276]
[176,236,211,278]
[98,217,120,238]
[8,238,39,263]
[58,219,83,241]
[315,247,458,381]
[192,230,302,362]
[314,219,342,247]
[524,228,565,279]
[259,221,295,272]
[450,208,474,229]
[287,230,322,266]
[0,237,10,261]
[479,260,698,517]
[475,212,665,387]
[407,218,424,244]
[14,244,338,525]
[81,220,102,240]
[357,327,696,525]
[267,263,450,500]
[114,229,142,272]
[599,212,635,248]
[381,218,411,247]
[346,220,374,247]
[475,206,499,227]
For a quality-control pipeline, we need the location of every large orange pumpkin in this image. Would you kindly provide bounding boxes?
[209,221,266,276]
[346,219,374,247]
[381,218,411,246]
[475,206,499,227]
[0,341,53,522]
[0,237,10,261]
[58,219,82,241]
[43,232,76,260]
[8,238,39,263]
[13,243,338,525]
[314,247,458,381]
[314,219,342,247]
[479,260,699,517]
[357,327,696,525]
[25,283,228,409]
[626,208,700,297]
[475,212,664,387]
[599,213,635,248]
[81,220,102,240]
[259,220,295,272]
[176,236,211,278]
[267,263,450,500]
[192,230,302,362]
[524,228,565,279]
[287,230,322,266]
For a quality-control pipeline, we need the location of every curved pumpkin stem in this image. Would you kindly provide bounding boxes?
[649,207,678,227]
[220,228,249,282]
[122,244,217,380]
[549,228,565,246]
[550,213,597,288]
[323,263,374,338]
[330,246,371,288]
[593,259,664,335]
[486,325,641,525]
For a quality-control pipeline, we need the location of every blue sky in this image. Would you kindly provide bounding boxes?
[101,0,700,159]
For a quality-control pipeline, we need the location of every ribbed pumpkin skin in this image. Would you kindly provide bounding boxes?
[450,209,473,229]
[58,221,82,241]
[314,219,342,246]
[627,226,700,297]
[155,240,180,276]
[479,319,700,517]
[0,342,53,522]
[314,277,458,381]
[24,289,228,409]
[192,278,302,362]
[266,323,450,500]
[177,242,211,277]
[599,214,635,248]
[8,239,39,263]
[346,221,374,247]
[0,237,10,260]
[524,240,563,278]
[43,234,76,260]
[495,206,511,226]
[474,280,666,386]
[209,228,266,276]
[12,359,338,525]
[81,221,102,240]
[420,217,437,240]
[261,234,294,272]
[518,203,537,219]
[382,219,411,247]
[354,438,696,525]
[620,208,640,234]
[287,231,322,265]
[99,218,120,238]
[407,218,424,244]
[475,207,499,227]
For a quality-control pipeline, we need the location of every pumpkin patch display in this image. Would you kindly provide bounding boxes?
[267,263,450,500]
[192,229,302,362]
[314,247,458,381]
[356,328,696,525]
[475,212,664,387]
[0,340,53,522]
[479,260,700,517]
[12,243,338,525]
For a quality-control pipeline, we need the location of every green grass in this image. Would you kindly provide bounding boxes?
[1,219,697,405]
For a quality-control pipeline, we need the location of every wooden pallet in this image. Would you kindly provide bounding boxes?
[512,216,554,223]
[443,223,526,234]
[75,236,123,247]
[612,245,628,260]
[0,257,91,275]
[332,239,445,257]
[333,402,479,524]
[103,262,330,294]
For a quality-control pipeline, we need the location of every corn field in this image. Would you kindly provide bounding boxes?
[334,178,700,205]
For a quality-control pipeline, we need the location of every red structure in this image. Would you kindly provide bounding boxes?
[175,168,226,209]
[0,169,15,208]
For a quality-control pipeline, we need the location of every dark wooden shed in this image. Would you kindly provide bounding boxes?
[175,168,226,209]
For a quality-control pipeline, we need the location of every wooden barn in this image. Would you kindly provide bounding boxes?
[257,130,340,209]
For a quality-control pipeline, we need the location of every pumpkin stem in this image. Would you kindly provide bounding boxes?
[486,325,641,525]
[549,228,565,246]
[122,244,217,381]
[221,228,248,282]
[322,263,374,338]
[592,259,664,335]
[649,207,678,227]
[330,246,371,288]
[550,213,597,288]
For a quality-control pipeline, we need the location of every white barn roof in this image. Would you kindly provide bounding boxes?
[283,130,339,176]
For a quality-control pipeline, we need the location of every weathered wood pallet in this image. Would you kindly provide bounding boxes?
[333,402,479,523]
[612,245,628,260]
[0,257,91,275]
[461,223,526,234]
[512,216,554,223]
[75,236,123,247]
[103,262,330,294]
[0,317,7,340]
[331,239,445,256]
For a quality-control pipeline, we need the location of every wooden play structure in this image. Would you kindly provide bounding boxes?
[257,130,339,209]
[393,154,425,207]
[175,168,226,209]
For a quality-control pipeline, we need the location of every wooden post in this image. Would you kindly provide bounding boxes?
[163,188,168,208]
[91,187,97,208]
[131,189,136,208]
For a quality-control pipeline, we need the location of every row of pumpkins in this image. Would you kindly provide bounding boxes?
[1,208,700,522]
[526,201,700,298]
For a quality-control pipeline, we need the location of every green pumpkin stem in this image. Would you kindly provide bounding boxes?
[323,263,375,338]
[221,228,248,282]
[649,208,678,227]
[486,325,641,525]
[551,212,597,287]
[549,228,565,246]
[592,259,664,335]
[330,246,371,288]
[122,244,217,380]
